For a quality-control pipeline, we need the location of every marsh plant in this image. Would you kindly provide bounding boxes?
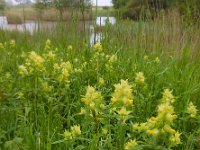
[0,10,200,149]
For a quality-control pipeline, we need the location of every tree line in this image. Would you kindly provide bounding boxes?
[112,0,200,22]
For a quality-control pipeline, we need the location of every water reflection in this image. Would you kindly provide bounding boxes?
[96,17,116,26]
[0,16,116,45]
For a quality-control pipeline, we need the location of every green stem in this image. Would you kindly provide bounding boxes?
[119,122,125,150]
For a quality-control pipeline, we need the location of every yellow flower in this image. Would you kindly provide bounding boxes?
[21,51,26,58]
[147,129,159,135]
[93,42,103,52]
[17,92,24,99]
[98,77,105,85]
[164,125,176,134]
[170,132,181,146]
[64,130,72,140]
[155,57,160,64]
[102,128,108,135]
[109,54,117,63]
[5,72,11,79]
[124,139,138,150]
[157,103,174,115]
[144,55,148,61]
[100,104,106,109]
[138,123,149,132]
[53,63,60,70]
[45,39,51,50]
[46,51,56,60]
[61,69,69,81]
[162,89,175,104]
[111,80,133,106]
[165,113,177,123]
[79,107,86,115]
[41,81,52,93]
[187,102,198,118]
[81,98,88,104]
[82,86,103,106]
[117,107,131,116]
[71,125,81,137]
[124,98,133,106]
[0,43,4,49]
[18,65,28,76]
[117,107,131,122]
[147,117,157,126]
[132,123,139,131]
[67,45,73,51]
[29,51,45,70]
[89,102,95,110]
[135,72,145,84]
[10,40,16,47]
[60,61,72,72]
[74,68,82,73]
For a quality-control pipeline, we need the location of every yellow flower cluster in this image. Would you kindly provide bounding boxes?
[64,125,81,140]
[155,57,160,64]
[132,89,181,147]
[10,40,16,47]
[111,80,133,106]
[98,77,105,85]
[44,39,51,50]
[117,107,131,122]
[28,51,45,71]
[45,51,56,60]
[0,42,4,50]
[67,45,73,51]
[18,65,28,76]
[187,102,198,118]
[40,81,53,93]
[124,139,138,150]
[108,54,117,63]
[135,72,145,84]
[54,61,72,83]
[110,80,134,123]
[18,51,46,75]
[93,42,103,52]
[82,86,103,110]
[143,55,148,61]
[162,89,175,104]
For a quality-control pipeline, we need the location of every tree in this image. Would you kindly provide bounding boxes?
[0,0,6,13]
[112,0,127,9]
[112,0,200,22]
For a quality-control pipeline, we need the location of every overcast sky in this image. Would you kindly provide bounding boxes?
[92,0,113,6]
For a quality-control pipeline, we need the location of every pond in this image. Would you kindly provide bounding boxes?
[0,16,116,45]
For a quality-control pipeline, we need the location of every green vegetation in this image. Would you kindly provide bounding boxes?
[3,7,92,23]
[0,1,200,150]
[112,0,200,23]
[0,0,5,13]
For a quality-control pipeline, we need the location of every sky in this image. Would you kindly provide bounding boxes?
[92,0,113,6]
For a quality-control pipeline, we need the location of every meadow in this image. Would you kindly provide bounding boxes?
[0,10,200,150]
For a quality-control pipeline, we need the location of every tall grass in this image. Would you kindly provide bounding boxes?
[4,7,92,24]
[0,10,200,149]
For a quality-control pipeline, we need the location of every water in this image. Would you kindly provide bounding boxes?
[0,16,116,45]
[0,16,8,26]
[90,17,116,45]
[96,17,116,26]
[0,20,56,34]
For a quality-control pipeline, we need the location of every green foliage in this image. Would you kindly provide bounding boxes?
[112,0,127,9]
[0,11,200,149]
[0,0,5,12]
[112,0,200,23]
